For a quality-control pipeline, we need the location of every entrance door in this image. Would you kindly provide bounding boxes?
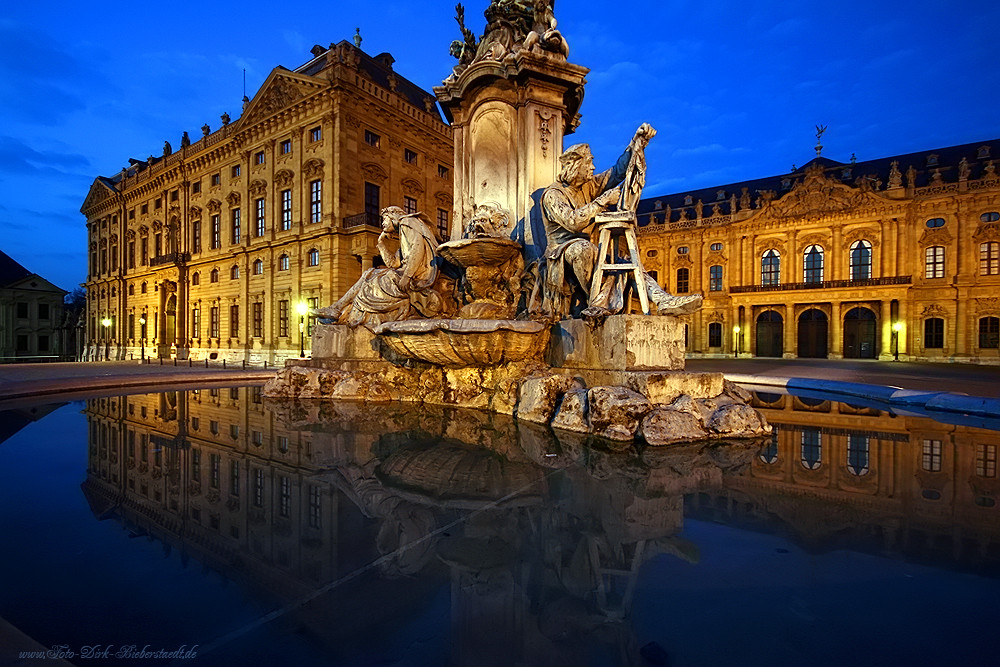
[843,307,877,358]
[755,310,784,357]
[797,308,828,358]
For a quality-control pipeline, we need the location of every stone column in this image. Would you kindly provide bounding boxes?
[785,304,797,358]
[831,226,842,280]
[880,300,893,360]
[830,301,842,359]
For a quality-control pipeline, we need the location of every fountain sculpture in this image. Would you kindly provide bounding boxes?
[264,0,771,445]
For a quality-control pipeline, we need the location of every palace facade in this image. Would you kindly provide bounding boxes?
[636,139,1000,363]
[0,250,69,360]
[81,40,454,363]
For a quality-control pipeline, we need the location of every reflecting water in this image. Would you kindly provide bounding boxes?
[0,388,998,666]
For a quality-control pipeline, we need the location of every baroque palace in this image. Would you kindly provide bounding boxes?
[635,138,1000,363]
[81,39,453,363]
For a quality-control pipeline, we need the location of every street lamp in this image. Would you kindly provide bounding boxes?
[101,317,112,361]
[733,325,741,358]
[892,321,903,362]
[297,301,309,358]
[138,314,147,362]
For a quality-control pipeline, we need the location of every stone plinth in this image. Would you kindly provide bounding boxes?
[312,323,382,361]
[548,315,686,372]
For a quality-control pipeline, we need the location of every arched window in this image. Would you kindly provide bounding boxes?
[925,246,945,278]
[307,248,319,267]
[252,258,264,275]
[230,265,240,280]
[981,211,1000,223]
[803,245,824,283]
[140,282,147,294]
[924,318,944,348]
[849,240,872,280]
[708,322,722,347]
[800,428,822,470]
[191,272,200,286]
[761,249,780,286]
[979,316,1000,349]
[278,254,290,271]
[847,434,870,475]
[128,284,134,295]
[210,269,219,283]
[980,242,1000,275]
[676,267,689,293]
[759,431,779,464]
[709,265,723,291]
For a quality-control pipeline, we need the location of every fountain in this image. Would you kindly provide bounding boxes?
[264,1,771,445]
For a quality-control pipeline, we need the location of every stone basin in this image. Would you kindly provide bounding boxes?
[373,318,549,367]
[437,237,521,268]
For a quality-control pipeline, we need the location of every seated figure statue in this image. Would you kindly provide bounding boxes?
[539,123,702,320]
[314,206,453,326]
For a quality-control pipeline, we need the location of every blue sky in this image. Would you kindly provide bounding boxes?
[1,0,998,292]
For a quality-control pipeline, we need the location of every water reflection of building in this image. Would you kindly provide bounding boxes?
[687,391,1000,568]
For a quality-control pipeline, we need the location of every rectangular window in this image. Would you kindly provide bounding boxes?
[192,220,201,253]
[925,246,945,278]
[309,180,322,223]
[191,307,200,338]
[211,173,220,186]
[254,151,265,166]
[438,164,449,179]
[191,449,201,482]
[307,297,319,336]
[230,461,240,496]
[192,180,201,194]
[309,126,321,142]
[128,313,135,340]
[170,189,179,202]
[210,454,220,489]
[404,196,417,214]
[676,268,689,294]
[280,189,292,230]
[922,439,942,472]
[980,317,1000,349]
[279,477,291,517]
[437,208,449,240]
[230,304,239,338]
[924,318,944,349]
[255,198,266,237]
[709,265,723,291]
[280,139,291,155]
[278,300,289,337]
[404,148,418,164]
[252,302,263,338]
[976,444,997,478]
[38,303,50,320]
[308,486,321,529]
[154,233,162,258]
[15,302,27,318]
[364,130,380,147]
[37,335,49,352]
[210,306,220,338]
[253,469,265,507]
[141,203,149,215]
[231,208,241,244]
[141,238,148,265]
[128,241,135,269]
[231,164,241,178]
[980,242,1000,276]
[364,182,380,218]
[210,214,221,249]
[708,322,722,347]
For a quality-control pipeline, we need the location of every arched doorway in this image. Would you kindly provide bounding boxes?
[843,307,877,358]
[797,308,828,358]
[755,310,784,357]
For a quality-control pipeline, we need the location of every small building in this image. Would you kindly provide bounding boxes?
[636,139,1000,363]
[0,250,68,361]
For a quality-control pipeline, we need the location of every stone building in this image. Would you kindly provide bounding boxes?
[636,139,1000,363]
[0,250,67,360]
[81,40,454,363]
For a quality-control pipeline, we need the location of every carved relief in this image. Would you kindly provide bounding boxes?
[763,163,875,219]
[152,220,163,232]
[537,110,553,157]
[921,304,948,317]
[972,223,1000,243]
[975,298,1000,315]
[757,239,786,256]
[246,78,304,123]
[207,199,222,213]
[434,191,452,206]
[918,227,953,247]
[401,178,425,195]
[249,180,268,197]
[189,206,202,218]
[361,162,388,183]
[844,228,880,249]
[344,114,362,128]
[125,230,136,240]
[797,233,828,254]
[303,158,325,179]
[226,192,241,207]
[708,311,725,323]
[138,225,149,236]
[274,169,294,187]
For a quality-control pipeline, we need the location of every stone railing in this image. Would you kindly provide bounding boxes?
[730,275,911,294]
[343,211,381,230]
[149,252,191,267]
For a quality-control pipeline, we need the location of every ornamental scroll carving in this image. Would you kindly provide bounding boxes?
[538,110,553,157]
[972,223,1000,243]
[249,180,268,197]
[207,199,222,213]
[921,304,948,317]
[708,311,726,323]
[362,163,388,183]
[303,158,325,179]
[274,170,294,187]
[758,239,786,256]
[226,192,241,207]
[843,228,880,250]
[918,227,952,247]
[797,233,828,254]
[975,298,1000,315]
[189,206,202,218]
[434,191,452,206]
[401,178,425,196]
[249,78,303,122]
[764,163,874,220]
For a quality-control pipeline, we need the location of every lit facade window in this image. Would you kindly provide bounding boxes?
[252,258,263,275]
[759,431,778,464]
[309,126,321,142]
[255,198,266,237]
[437,208,449,240]
[709,265,723,291]
[922,439,942,472]
[976,444,997,478]
[761,249,781,286]
[847,434,870,475]
[308,248,319,267]
[364,130,380,147]
[980,242,999,275]
[979,316,999,349]
[800,428,822,470]
[404,196,417,214]
[309,180,322,223]
[803,245,824,283]
[404,148,418,164]
[231,208,241,244]
[676,267,689,293]
[280,189,292,230]
[278,254,290,271]
[850,240,872,280]
[925,246,945,278]
[210,214,220,249]
[280,139,291,154]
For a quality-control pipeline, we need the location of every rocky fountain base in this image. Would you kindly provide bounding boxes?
[263,314,771,446]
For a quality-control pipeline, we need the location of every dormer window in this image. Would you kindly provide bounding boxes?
[716,190,726,201]
[926,154,939,167]
[683,195,693,206]
[979,145,992,159]
[654,200,662,210]
[781,177,792,190]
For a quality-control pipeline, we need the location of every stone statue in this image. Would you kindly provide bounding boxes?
[220,112,231,126]
[538,124,701,319]
[163,141,172,157]
[313,206,454,326]
[888,160,902,188]
[180,131,191,148]
[906,165,917,189]
[202,124,211,137]
[739,187,751,210]
[959,157,971,180]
